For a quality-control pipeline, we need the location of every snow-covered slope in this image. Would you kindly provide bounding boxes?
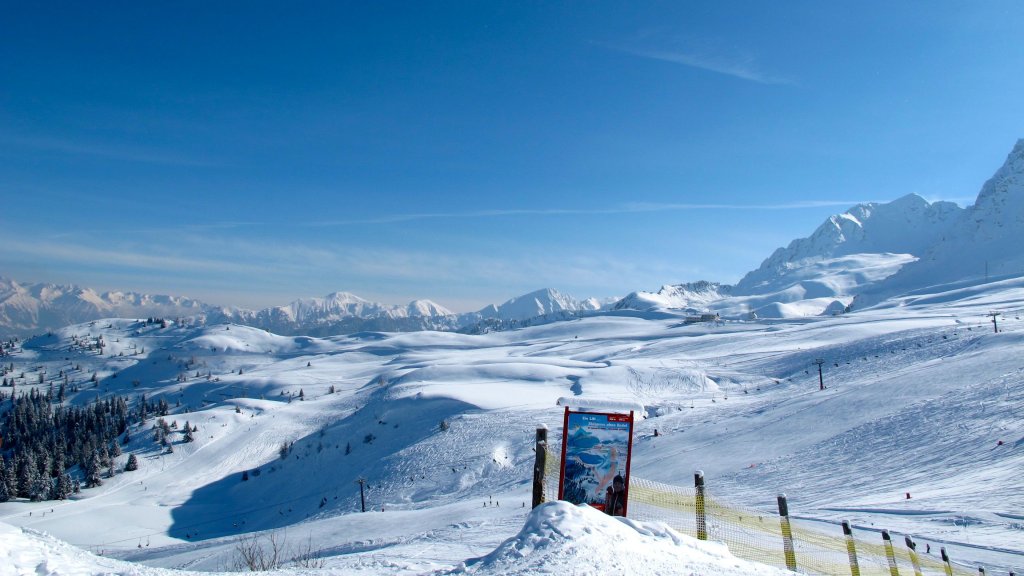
[1,276,1022,574]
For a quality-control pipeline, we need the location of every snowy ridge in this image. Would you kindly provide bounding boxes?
[863,139,1024,301]
[467,288,594,321]
[0,277,208,335]
[0,281,602,338]
[613,281,731,312]
[735,194,962,295]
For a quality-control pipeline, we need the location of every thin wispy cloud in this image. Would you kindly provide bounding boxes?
[0,134,216,167]
[305,200,871,227]
[2,239,262,275]
[606,44,793,86]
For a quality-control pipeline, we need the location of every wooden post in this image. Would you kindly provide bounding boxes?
[695,470,707,540]
[842,520,861,576]
[532,426,548,508]
[882,530,900,576]
[906,536,923,576]
[778,493,797,571]
[940,547,953,576]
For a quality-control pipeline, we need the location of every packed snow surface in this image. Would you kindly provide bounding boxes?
[0,278,1023,574]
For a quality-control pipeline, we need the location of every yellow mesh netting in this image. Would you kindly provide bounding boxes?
[541,450,973,575]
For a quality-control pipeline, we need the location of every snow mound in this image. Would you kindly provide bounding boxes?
[448,501,788,575]
[0,522,180,576]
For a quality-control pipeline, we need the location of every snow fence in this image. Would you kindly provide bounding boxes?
[541,454,978,576]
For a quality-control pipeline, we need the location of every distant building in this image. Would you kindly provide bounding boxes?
[684,313,720,325]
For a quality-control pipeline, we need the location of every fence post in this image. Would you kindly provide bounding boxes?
[532,426,547,508]
[906,536,923,576]
[882,530,900,576]
[842,520,861,576]
[694,470,707,541]
[777,493,797,572]
[940,547,953,576]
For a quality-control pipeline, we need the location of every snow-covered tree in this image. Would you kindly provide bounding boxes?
[85,451,103,488]
[53,473,73,500]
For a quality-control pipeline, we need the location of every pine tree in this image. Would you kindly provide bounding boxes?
[29,475,50,501]
[124,454,139,472]
[0,463,9,502]
[53,473,73,500]
[2,459,16,498]
[85,452,103,488]
[183,422,194,443]
[51,451,66,478]
[16,453,39,499]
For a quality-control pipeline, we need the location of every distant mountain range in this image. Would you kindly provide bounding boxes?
[0,279,607,338]
[3,139,1022,336]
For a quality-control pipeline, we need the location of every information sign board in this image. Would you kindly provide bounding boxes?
[557,407,634,516]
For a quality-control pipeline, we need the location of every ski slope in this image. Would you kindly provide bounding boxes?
[0,277,1022,574]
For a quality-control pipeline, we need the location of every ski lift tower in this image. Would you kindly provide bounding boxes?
[813,359,826,390]
[988,311,1001,333]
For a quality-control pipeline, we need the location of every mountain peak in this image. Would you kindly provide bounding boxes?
[971,139,1024,230]
[614,281,730,311]
[735,194,963,295]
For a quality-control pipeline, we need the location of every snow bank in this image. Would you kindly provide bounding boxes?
[0,504,790,576]
[0,521,179,576]
[448,501,789,575]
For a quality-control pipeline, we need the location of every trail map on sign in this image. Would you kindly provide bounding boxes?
[558,410,633,515]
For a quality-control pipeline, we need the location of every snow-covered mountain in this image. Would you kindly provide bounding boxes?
[0,278,209,336]
[613,281,731,312]
[715,139,1024,316]
[862,138,1024,296]
[227,291,461,336]
[734,194,963,296]
[0,279,606,338]
[453,288,614,333]
[5,140,1023,332]
[466,288,598,321]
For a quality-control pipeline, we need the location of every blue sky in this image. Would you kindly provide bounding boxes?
[2,2,1022,311]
